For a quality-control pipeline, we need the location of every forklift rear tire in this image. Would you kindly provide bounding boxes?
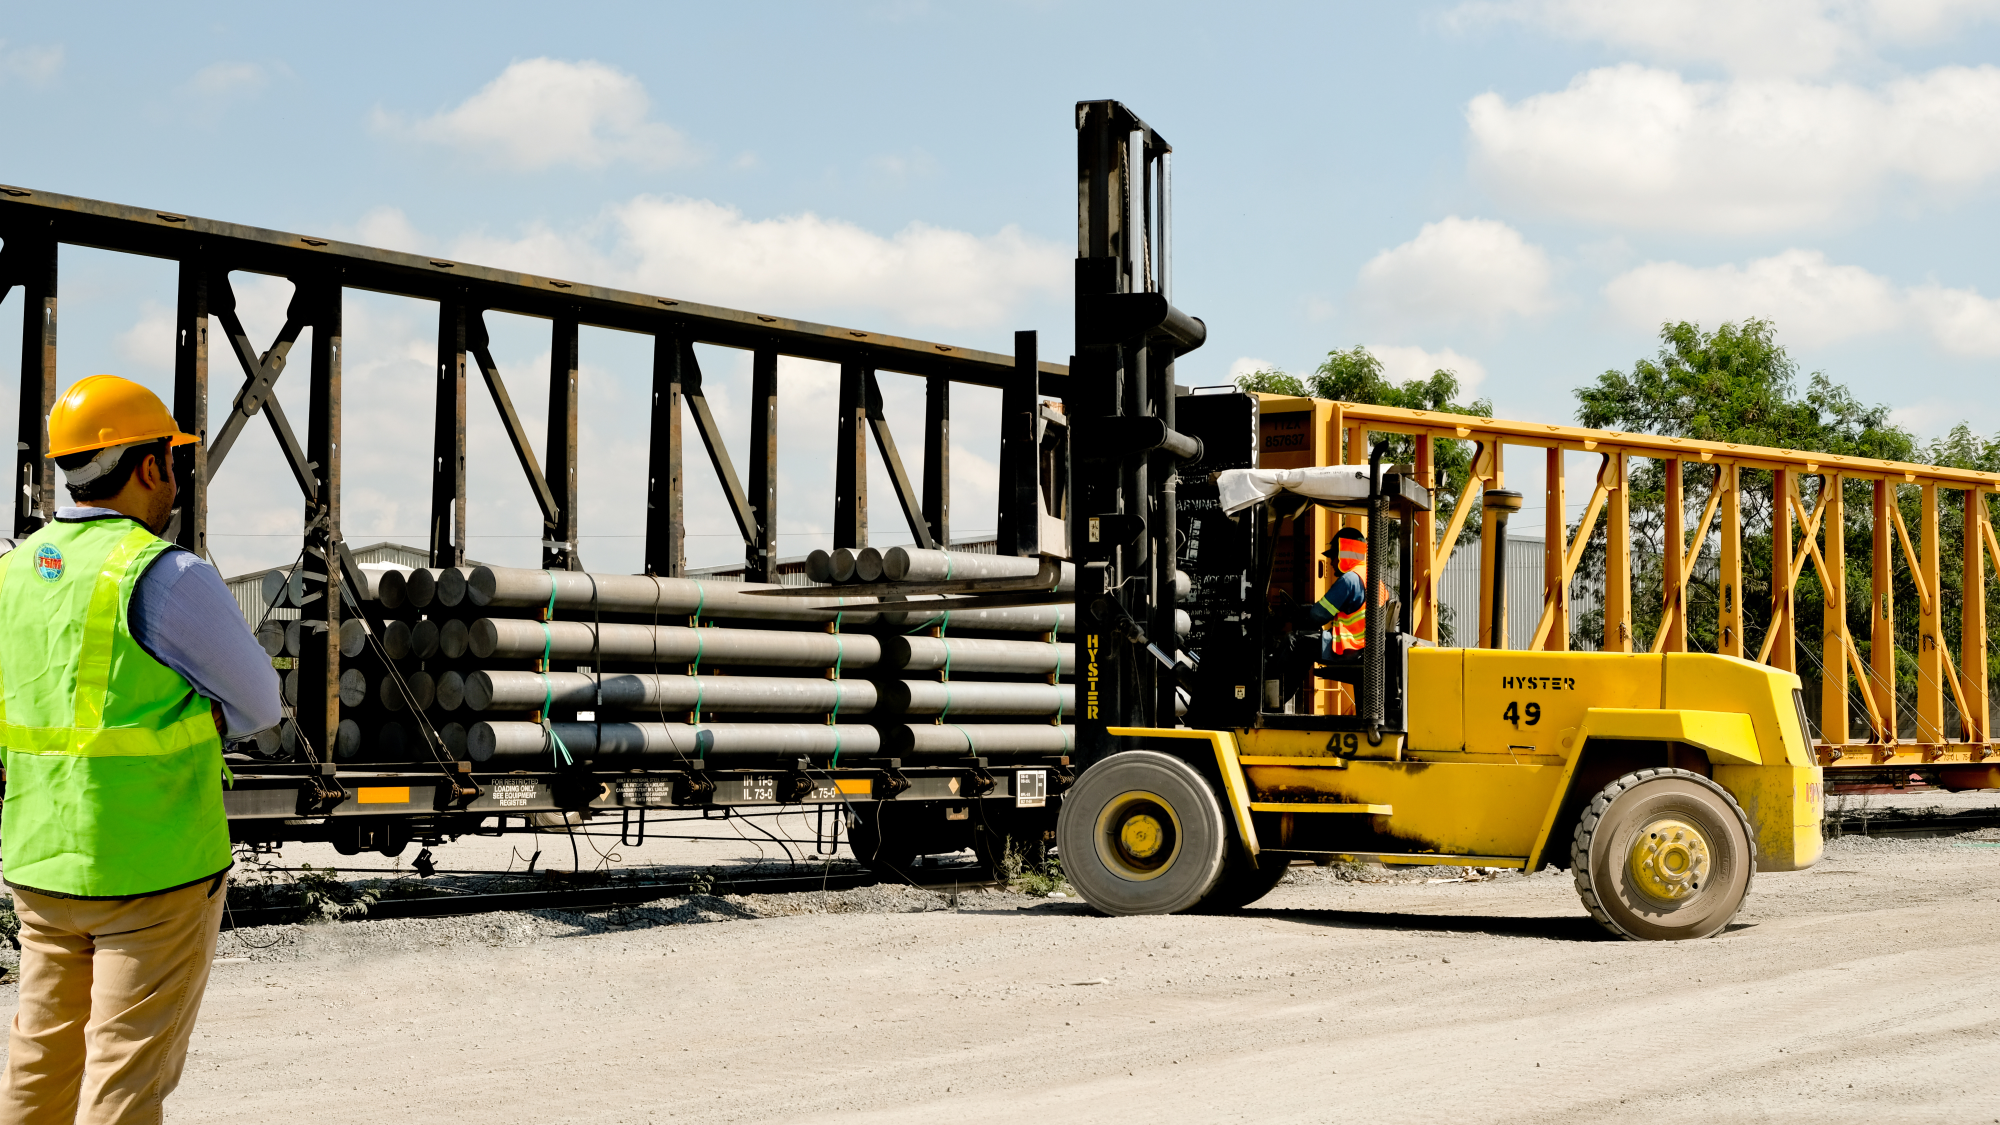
[1572,768,1756,941]
[1057,751,1227,915]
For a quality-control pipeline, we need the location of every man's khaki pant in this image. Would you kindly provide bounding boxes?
[0,879,226,1125]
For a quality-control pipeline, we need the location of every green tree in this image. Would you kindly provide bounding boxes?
[1567,319,1995,738]
[1236,345,1494,529]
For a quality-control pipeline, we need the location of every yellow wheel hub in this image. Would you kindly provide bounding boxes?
[1120,814,1165,860]
[1095,791,1182,881]
[1628,817,1710,903]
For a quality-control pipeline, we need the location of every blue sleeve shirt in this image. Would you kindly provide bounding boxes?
[1305,570,1367,627]
[54,508,283,740]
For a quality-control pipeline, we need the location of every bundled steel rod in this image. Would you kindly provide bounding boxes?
[463,564,1080,633]
[468,618,887,666]
[881,723,1074,756]
[875,679,1072,716]
[464,671,883,713]
[469,721,874,763]
[883,548,1076,589]
[468,721,1069,763]
[462,670,1072,715]
[463,617,1074,673]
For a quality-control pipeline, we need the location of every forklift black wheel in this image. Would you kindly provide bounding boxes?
[1057,751,1227,915]
[1194,845,1292,913]
[1572,768,1756,941]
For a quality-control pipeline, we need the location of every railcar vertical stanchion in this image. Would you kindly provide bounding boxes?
[14,233,56,539]
[1872,479,1898,744]
[746,346,778,583]
[432,298,468,568]
[1963,489,1990,745]
[1823,474,1848,746]
[645,333,686,578]
[835,361,868,550]
[544,316,580,572]
[923,372,950,547]
[301,276,343,766]
[172,260,209,555]
[1604,452,1632,652]
[997,331,1040,558]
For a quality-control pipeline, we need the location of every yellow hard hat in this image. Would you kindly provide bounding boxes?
[47,375,199,459]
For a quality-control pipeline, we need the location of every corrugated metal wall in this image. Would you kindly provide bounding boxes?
[1435,535,1602,651]
[224,541,436,625]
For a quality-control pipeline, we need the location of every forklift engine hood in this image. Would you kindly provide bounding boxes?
[1214,466,1431,516]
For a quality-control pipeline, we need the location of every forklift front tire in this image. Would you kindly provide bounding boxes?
[1057,750,1227,915]
[1572,768,1756,941]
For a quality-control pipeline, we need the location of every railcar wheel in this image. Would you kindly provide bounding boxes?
[1572,768,1755,941]
[1057,751,1226,915]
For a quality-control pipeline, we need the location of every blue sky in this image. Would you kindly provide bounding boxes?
[6,1,2000,572]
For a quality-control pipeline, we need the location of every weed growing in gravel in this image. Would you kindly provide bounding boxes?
[1001,838,1067,895]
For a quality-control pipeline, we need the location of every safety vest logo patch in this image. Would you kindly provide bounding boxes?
[33,544,63,582]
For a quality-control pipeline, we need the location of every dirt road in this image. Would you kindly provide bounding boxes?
[0,830,1968,1124]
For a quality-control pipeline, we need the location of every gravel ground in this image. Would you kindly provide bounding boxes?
[4,799,1999,1123]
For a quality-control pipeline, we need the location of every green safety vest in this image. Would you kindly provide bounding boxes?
[0,516,232,897]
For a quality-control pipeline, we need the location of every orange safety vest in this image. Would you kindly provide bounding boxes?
[1316,563,1368,655]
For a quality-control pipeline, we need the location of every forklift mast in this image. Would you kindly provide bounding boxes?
[1072,100,1208,764]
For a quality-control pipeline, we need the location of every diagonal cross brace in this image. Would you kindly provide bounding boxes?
[466,312,562,529]
[679,342,759,548]
[206,276,317,502]
[863,369,935,550]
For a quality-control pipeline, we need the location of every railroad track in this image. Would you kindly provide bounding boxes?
[219,863,1005,930]
[1826,806,2000,840]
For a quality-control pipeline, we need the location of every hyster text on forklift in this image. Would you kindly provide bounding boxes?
[1056,100,1820,939]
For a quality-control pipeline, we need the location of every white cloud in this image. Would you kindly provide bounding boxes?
[187,61,267,97]
[1452,1,2000,77]
[348,206,425,253]
[376,58,693,171]
[1367,344,1489,391]
[452,195,1068,332]
[1468,64,2000,234]
[0,41,62,86]
[1605,247,2000,355]
[1355,217,1554,327]
[1227,357,1281,383]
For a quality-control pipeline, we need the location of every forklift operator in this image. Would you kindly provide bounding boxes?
[1304,527,1372,662]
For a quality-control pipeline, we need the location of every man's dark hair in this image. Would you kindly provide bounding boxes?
[56,438,171,503]
[1335,527,1366,542]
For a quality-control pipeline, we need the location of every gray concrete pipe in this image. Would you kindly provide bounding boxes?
[883,548,1076,590]
[379,671,435,712]
[876,601,1080,634]
[468,617,888,668]
[464,671,883,713]
[465,617,1072,673]
[467,721,1070,764]
[466,565,890,623]
[468,721,881,763]
[463,670,1073,716]
[879,635,1073,675]
[874,679,1073,717]
[879,723,1075,756]
[466,565,1084,634]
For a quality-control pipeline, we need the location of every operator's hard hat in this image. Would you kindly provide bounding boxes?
[1323,527,1366,562]
[48,375,198,459]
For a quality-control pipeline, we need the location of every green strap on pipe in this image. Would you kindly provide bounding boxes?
[541,575,573,768]
[829,610,845,767]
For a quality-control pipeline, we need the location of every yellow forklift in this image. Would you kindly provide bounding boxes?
[1058,101,1820,939]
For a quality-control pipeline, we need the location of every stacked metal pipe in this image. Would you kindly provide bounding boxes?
[327,550,1181,768]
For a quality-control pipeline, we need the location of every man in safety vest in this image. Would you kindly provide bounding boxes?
[0,375,280,1124]
[1305,527,1374,663]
